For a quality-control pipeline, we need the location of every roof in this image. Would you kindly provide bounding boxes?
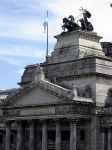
[0,79,93,107]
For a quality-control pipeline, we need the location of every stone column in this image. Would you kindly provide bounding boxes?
[108,128,112,150]
[42,120,47,150]
[55,119,61,150]
[29,120,35,150]
[104,129,108,150]
[101,131,105,150]
[90,116,100,150]
[5,121,11,150]
[70,119,77,150]
[16,120,23,150]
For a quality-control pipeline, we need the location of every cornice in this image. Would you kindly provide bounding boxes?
[56,73,112,82]
[41,54,112,65]
[2,99,94,110]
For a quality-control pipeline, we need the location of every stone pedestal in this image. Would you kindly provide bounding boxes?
[48,30,104,64]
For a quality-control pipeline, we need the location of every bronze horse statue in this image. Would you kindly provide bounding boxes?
[62,15,80,32]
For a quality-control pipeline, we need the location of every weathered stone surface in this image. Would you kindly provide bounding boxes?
[1,27,112,150]
[47,31,104,64]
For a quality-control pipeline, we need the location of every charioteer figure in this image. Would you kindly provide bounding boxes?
[79,7,94,31]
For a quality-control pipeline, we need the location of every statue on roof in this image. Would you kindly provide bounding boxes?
[62,15,80,32]
[62,7,94,32]
[79,7,94,31]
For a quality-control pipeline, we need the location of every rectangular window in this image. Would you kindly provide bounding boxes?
[80,129,85,141]
[61,130,70,141]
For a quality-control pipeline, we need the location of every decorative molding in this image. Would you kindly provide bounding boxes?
[3,109,20,116]
[57,73,112,82]
[96,107,112,115]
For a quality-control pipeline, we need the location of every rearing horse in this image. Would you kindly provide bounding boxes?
[62,17,80,32]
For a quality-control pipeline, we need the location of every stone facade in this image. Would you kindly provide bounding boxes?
[0,30,112,150]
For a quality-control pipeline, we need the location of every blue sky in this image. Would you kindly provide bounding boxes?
[0,0,112,89]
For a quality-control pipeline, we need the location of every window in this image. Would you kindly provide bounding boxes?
[80,129,85,141]
[61,130,70,141]
[0,133,3,143]
[48,131,55,141]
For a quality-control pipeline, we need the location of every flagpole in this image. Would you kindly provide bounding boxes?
[46,11,48,78]
[46,11,48,57]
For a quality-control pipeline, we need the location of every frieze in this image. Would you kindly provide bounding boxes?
[3,109,20,116]
[2,104,91,117]
[55,105,90,115]
[20,107,55,116]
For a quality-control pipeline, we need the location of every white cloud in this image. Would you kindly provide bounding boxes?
[0,46,45,58]
[0,46,46,66]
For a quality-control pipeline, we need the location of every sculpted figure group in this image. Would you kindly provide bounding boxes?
[62,7,94,32]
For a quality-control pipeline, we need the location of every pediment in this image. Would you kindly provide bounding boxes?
[12,87,61,106]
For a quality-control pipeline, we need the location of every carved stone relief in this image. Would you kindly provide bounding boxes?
[77,84,93,99]
[108,87,112,98]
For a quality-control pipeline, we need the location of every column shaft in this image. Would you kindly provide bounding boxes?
[17,121,22,150]
[42,121,47,150]
[70,120,77,150]
[101,132,105,150]
[29,121,35,150]
[55,120,61,150]
[5,121,11,150]
[90,116,100,150]
[108,128,112,150]
[104,129,108,150]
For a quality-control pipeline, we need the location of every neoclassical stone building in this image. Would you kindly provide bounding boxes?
[0,30,112,150]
